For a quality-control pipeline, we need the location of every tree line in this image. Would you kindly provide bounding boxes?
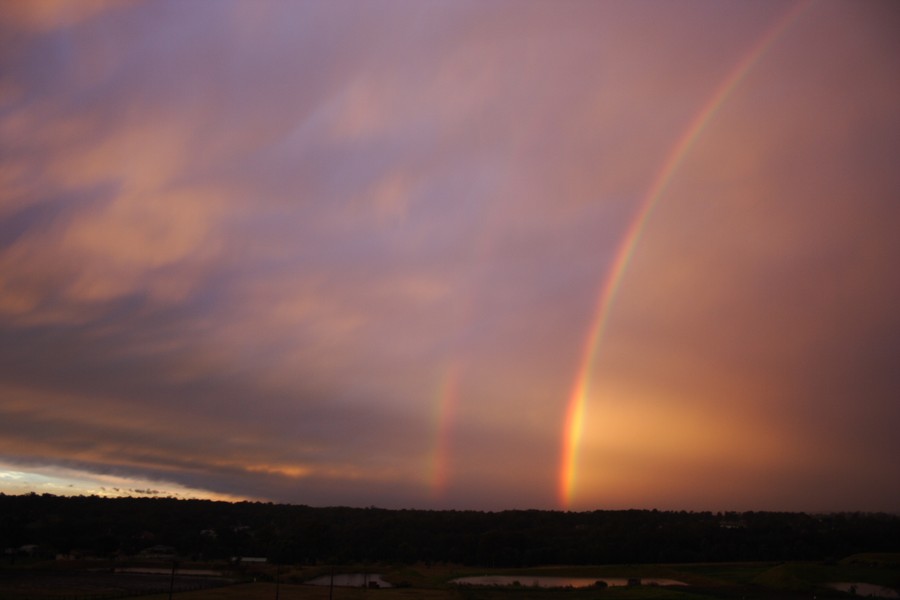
[2,493,898,567]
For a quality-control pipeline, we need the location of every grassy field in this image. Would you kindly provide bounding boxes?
[2,555,898,600]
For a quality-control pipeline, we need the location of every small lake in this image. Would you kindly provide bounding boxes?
[827,583,899,598]
[115,568,224,577]
[306,573,393,588]
[451,575,686,588]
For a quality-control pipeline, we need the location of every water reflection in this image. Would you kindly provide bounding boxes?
[306,573,393,588]
[116,568,224,576]
[451,575,686,588]
[827,583,899,598]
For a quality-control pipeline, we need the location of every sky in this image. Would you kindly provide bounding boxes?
[0,0,899,513]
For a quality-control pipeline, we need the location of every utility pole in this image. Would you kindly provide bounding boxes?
[168,559,178,600]
[274,563,280,600]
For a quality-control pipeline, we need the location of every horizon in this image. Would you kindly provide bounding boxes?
[1,1,899,514]
[5,491,900,517]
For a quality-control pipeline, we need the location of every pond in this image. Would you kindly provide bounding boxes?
[827,583,899,598]
[451,575,686,588]
[115,567,225,576]
[306,573,393,588]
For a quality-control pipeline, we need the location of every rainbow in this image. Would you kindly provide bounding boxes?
[430,362,460,498]
[558,0,813,509]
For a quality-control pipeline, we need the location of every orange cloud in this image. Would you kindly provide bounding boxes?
[0,0,129,32]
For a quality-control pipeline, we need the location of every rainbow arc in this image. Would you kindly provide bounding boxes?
[558,0,814,509]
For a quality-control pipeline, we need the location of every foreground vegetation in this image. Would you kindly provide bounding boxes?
[2,555,899,600]
[2,494,898,599]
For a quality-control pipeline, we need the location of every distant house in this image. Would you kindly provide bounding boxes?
[719,520,746,529]
[232,556,267,564]
[140,545,177,559]
[56,549,92,561]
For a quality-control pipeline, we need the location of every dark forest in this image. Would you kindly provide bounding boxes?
[3,494,898,567]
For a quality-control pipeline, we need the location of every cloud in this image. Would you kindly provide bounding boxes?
[0,0,130,32]
[0,0,898,511]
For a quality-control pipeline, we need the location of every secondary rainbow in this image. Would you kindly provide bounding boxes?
[558,0,814,509]
[430,362,460,498]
